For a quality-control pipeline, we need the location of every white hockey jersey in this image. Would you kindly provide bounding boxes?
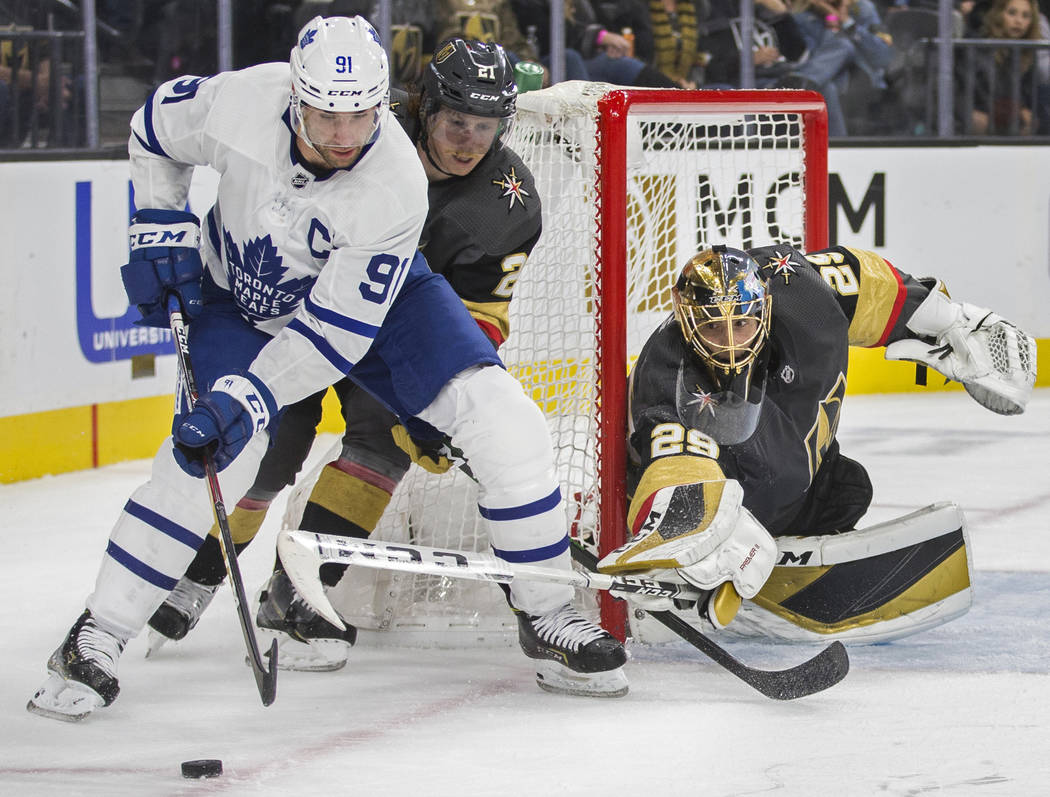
[128,63,429,408]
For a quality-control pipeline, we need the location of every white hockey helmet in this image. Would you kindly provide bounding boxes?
[291,15,389,112]
[290,16,389,150]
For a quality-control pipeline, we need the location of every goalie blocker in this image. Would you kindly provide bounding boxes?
[630,502,973,645]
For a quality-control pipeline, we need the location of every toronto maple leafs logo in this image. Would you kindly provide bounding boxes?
[492,167,530,210]
[299,28,317,49]
[224,229,315,320]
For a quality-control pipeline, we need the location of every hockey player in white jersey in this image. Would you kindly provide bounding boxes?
[28,16,626,722]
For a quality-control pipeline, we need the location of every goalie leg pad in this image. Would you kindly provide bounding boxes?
[741,504,973,643]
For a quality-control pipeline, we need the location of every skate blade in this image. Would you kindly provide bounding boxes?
[534,660,629,698]
[254,627,350,672]
[26,673,104,722]
[144,628,171,658]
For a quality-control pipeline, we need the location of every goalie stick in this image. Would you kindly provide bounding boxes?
[168,296,278,707]
[276,530,849,700]
[568,543,849,701]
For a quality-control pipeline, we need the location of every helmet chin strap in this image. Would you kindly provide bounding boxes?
[420,137,461,179]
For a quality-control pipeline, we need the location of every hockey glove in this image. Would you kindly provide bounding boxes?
[173,374,277,477]
[598,478,776,604]
[390,424,471,475]
[886,282,1036,415]
[121,209,204,327]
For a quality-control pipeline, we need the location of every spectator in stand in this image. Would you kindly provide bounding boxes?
[436,0,542,60]
[149,0,217,81]
[0,2,76,147]
[435,0,571,84]
[649,0,704,88]
[511,0,679,85]
[696,0,809,88]
[788,0,895,136]
[958,0,1044,134]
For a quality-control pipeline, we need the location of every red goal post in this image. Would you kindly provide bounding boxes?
[588,88,829,637]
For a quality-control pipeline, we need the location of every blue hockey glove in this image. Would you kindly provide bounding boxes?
[120,209,204,327]
[173,373,278,477]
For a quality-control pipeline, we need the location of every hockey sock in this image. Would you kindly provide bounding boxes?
[184,502,269,586]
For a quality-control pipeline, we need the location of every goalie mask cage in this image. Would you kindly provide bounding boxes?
[301,84,829,645]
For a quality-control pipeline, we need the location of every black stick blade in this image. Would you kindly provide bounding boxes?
[255,639,279,706]
[570,541,849,700]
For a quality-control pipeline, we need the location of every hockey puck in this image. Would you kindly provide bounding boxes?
[181,759,223,779]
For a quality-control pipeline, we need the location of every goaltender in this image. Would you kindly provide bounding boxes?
[596,244,1036,639]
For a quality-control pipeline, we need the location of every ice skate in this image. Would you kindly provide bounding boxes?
[254,569,357,672]
[27,610,127,722]
[515,603,628,697]
[145,575,220,656]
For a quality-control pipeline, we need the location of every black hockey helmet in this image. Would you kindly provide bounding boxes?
[671,245,772,444]
[422,38,517,120]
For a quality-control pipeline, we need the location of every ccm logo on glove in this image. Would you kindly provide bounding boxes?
[129,228,196,247]
[173,373,277,477]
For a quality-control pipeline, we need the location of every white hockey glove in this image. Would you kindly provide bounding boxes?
[597,479,777,612]
[885,282,1036,415]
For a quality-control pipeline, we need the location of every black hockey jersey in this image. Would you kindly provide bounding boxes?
[392,93,542,345]
[627,245,932,536]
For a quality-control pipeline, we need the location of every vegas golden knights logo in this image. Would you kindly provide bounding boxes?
[390,25,423,86]
[804,373,847,480]
[455,12,500,43]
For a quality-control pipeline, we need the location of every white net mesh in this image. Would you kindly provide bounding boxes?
[284,84,822,644]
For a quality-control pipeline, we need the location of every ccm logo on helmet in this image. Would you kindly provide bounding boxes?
[327,89,365,97]
[469,92,499,101]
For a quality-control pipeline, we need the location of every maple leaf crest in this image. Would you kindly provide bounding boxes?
[224,229,315,319]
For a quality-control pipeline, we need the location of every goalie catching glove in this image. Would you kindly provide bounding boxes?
[597,479,776,625]
[885,281,1036,415]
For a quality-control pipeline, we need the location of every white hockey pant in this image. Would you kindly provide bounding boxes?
[86,432,270,639]
[417,365,573,614]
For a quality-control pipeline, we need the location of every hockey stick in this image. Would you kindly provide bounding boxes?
[569,542,849,700]
[276,529,848,699]
[275,529,704,627]
[167,295,278,706]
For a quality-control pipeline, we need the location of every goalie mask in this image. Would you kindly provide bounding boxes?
[290,16,389,152]
[672,246,772,444]
[419,39,517,174]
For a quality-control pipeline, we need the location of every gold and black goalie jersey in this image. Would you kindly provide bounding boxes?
[628,245,934,536]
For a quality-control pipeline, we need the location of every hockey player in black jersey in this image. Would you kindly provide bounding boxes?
[596,244,1036,638]
[145,38,623,693]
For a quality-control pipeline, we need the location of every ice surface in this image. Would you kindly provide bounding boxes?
[2,391,1048,796]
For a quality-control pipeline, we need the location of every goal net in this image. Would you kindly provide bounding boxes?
[285,83,828,645]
